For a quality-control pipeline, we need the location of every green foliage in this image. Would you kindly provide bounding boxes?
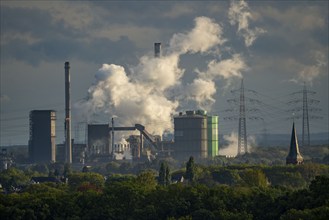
[165,164,172,186]
[30,164,49,175]
[105,161,120,173]
[263,165,308,188]
[82,166,90,173]
[280,206,329,220]
[0,168,30,190]
[186,156,196,182]
[159,162,171,186]
[159,162,166,186]
[212,168,241,185]
[135,170,157,190]
[239,169,268,188]
[68,172,105,191]
[63,163,72,178]
[105,173,136,186]
[1,164,328,220]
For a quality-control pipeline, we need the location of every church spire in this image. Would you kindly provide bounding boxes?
[286,122,303,165]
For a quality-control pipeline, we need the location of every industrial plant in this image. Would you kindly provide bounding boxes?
[20,42,312,166]
[25,44,222,164]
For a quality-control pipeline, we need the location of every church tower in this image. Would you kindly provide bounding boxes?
[286,122,303,165]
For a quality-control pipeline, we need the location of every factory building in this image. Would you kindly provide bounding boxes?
[174,110,219,160]
[0,149,14,171]
[126,135,141,160]
[86,123,162,162]
[87,124,111,155]
[28,110,56,163]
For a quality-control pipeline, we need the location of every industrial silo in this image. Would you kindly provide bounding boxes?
[174,111,208,160]
[207,116,218,157]
[29,110,56,163]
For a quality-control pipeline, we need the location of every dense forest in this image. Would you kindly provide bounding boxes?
[1,159,329,220]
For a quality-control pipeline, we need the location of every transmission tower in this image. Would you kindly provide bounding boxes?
[287,82,322,148]
[222,79,263,155]
[302,82,310,148]
[238,79,247,155]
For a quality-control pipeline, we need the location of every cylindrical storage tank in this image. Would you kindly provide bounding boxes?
[174,113,208,160]
[207,116,218,157]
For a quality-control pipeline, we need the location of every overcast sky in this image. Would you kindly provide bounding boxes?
[1,0,328,146]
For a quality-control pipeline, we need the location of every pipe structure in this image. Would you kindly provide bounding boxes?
[64,62,72,163]
[111,117,114,158]
[154,43,161,58]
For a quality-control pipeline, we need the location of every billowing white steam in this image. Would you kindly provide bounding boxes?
[219,132,239,156]
[218,132,256,157]
[198,54,247,90]
[77,63,178,135]
[228,0,266,47]
[169,16,226,54]
[76,16,253,135]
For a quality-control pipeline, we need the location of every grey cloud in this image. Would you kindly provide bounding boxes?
[0,94,10,103]
[2,35,138,66]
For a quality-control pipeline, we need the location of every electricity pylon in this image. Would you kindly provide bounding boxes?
[238,79,247,155]
[302,82,310,148]
[287,82,322,148]
[223,79,263,155]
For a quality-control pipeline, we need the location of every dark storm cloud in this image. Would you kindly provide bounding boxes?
[0,1,231,67]
[1,4,139,65]
[2,34,137,66]
[89,1,227,30]
[1,6,83,40]
[1,6,51,34]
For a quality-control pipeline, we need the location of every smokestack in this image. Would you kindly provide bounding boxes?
[64,61,72,163]
[111,117,115,158]
[154,43,161,58]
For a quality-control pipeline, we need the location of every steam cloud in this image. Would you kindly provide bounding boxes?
[228,0,266,47]
[219,132,256,157]
[298,51,327,83]
[76,14,261,135]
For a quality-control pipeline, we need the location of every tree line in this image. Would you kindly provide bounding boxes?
[0,157,328,219]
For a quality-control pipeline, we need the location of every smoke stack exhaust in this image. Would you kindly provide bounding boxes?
[64,61,72,163]
[154,43,161,58]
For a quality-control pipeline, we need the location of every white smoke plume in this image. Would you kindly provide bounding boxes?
[76,16,251,135]
[219,132,239,157]
[76,64,178,135]
[218,132,256,157]
[131,54,183,91]
[228,0,266,47]
[185,78,217,109]
[169,16,226,54]
[185,54,247,109]
[298,51,327,83]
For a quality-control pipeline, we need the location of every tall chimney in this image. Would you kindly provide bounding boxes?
[154,43,161,58]
[64,61,72,163]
